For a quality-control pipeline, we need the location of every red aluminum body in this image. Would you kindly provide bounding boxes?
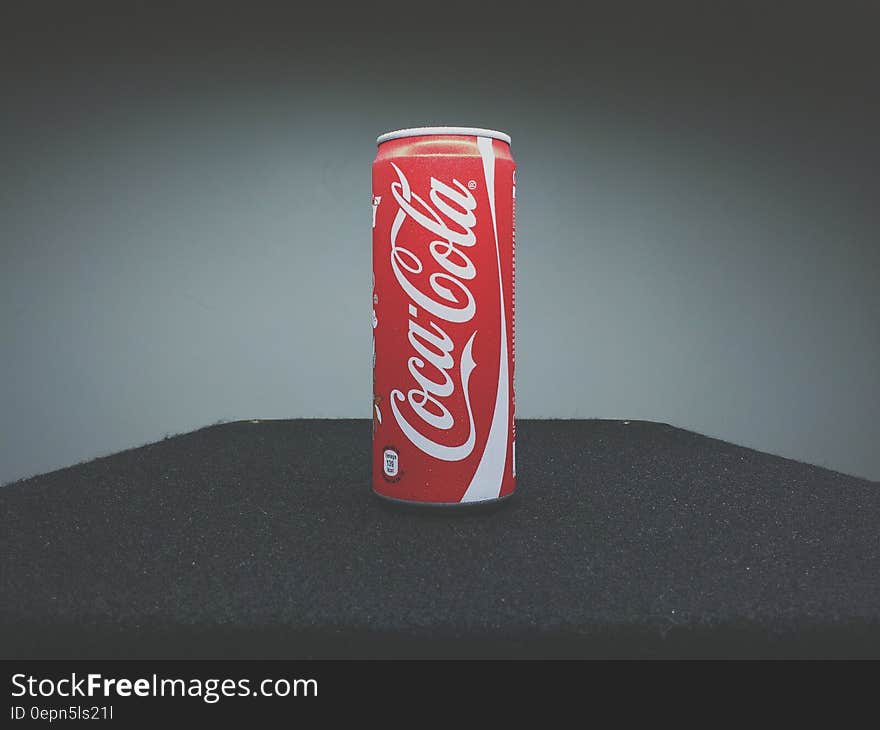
[371,128,516,505]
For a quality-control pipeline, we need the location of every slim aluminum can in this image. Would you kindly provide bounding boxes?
[371,127,516,506]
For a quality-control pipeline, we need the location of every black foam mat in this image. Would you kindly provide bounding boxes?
[2,419,878,658]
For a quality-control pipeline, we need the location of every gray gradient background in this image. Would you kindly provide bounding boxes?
[2,4,878,484]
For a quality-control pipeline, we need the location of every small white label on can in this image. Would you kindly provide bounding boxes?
[383,448,399,478]
[372,195,382,228]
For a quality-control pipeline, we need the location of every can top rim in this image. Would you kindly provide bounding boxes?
[376,127,512,145]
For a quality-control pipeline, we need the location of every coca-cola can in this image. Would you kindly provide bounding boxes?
[371,127,516,506]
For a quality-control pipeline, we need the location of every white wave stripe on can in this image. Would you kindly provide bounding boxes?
[461,136,510,502]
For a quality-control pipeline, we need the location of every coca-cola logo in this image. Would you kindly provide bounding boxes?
[387,162,479,462]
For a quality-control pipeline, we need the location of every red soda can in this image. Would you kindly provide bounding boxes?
[371,127,516,506]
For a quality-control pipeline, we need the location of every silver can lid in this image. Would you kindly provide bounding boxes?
[376,126,511,145]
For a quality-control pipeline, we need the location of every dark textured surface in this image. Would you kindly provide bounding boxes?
[1,419,878,658]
